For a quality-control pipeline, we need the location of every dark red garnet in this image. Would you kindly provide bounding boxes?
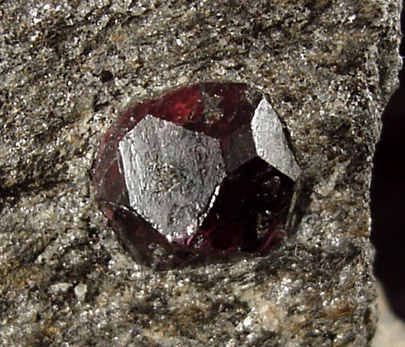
[92,83,300,268]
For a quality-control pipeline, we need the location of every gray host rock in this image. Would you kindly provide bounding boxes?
[0,1,400,346]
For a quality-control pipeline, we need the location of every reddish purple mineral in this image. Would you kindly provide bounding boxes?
[91,83,300,268]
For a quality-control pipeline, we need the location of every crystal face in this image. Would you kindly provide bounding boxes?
[119,116,226,243]
[91,83,300,268]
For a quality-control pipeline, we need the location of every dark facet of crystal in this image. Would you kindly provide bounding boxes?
[91,82,300,268]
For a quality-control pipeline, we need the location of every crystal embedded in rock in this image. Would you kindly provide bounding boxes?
[91,83,300,266]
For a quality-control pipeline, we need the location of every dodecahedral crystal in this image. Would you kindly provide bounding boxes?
[91,83,300,267]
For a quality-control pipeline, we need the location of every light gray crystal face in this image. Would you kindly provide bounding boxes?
[119,115,226,242]
[252,98,301,181]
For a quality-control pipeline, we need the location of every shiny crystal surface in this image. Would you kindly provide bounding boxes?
[119,115,226,242]
[91,83,300,267]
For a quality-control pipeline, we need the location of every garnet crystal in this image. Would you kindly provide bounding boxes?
[92,83,300,268]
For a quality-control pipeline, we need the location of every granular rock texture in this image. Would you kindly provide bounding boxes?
[0,1,400,346]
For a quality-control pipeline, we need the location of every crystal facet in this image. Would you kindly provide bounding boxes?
[91,83,300,268]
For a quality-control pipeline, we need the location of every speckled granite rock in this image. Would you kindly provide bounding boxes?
[0,1,400,346]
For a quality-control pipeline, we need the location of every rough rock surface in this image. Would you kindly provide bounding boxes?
[0,1,400,346]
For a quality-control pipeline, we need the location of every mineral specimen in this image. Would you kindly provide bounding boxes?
[0,1,399,345]
[92,83,300,267]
